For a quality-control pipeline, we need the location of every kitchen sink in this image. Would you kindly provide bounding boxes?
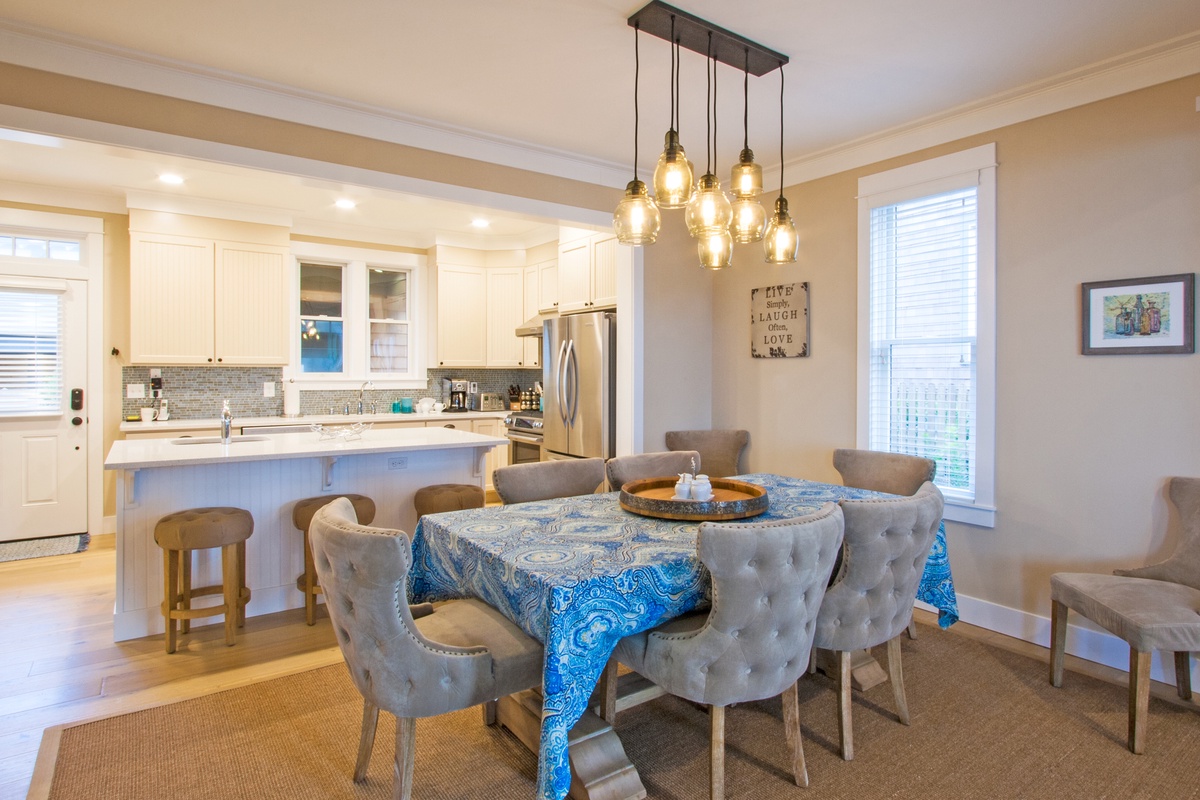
[169,436,270,445]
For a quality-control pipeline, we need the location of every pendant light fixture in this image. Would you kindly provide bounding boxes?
[730,48,766,244]
[614,22,662,245]
[686,34,733,242]
[651,16,694,209]
[763,60,798,264]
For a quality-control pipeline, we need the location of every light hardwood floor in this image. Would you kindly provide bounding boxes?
[0,534,343,799]
[2,535,1194,799]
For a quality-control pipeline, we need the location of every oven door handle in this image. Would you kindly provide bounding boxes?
[506,432,544,445]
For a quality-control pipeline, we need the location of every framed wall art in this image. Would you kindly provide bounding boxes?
[1081,273,1194,355]
[751,282,809,358]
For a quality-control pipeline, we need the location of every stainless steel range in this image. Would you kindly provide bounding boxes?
[503,410,544,465]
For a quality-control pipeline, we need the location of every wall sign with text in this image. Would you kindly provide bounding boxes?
[751,282,809,358]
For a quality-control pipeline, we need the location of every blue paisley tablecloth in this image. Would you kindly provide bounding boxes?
[409,474,957,800]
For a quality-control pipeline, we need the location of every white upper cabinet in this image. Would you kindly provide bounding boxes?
[556,231,628,314]
[128,211,289,366]
[436,263,487,367]
[486,267,524,367]
[523,264,541,368]
[537,257,558,313]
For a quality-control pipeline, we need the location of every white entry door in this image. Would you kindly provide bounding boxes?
[0,277,88,541]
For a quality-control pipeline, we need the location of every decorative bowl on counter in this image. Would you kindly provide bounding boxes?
[310,421,373,442]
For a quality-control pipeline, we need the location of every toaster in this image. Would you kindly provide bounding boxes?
[479,392,506,412]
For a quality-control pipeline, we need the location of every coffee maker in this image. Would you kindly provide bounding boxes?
[446,379,469,413]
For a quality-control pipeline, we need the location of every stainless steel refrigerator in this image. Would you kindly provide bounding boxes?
[542,310,615,461]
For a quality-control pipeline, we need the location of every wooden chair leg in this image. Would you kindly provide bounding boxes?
[395,715,417,800]
[709,705,725,800]
[354,700,380,782]
[162,549,178,654]
[303,529,317,626]
[222,543,238,646]
[887,636,911,725]
[1129,649,1150,755]
[179,550,192,634]
[907,619,919,640]
[483,699,497,726]
[598,656,618,724]
[1049,600,1068,687]
[237,540,248,626]
[837,649,854,761]
[781,683,809,787]
[1175,651,1193,700]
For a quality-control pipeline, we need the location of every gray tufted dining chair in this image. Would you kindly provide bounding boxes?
[812,481,944,761]
[605,450,701,492]
[1050,476,1200,754]
[665,429,750,478]
[833,447,937,640]
[493,457,606,504]
[309,497,545,798]
[613,504,845,798]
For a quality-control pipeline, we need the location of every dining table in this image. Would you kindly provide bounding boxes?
[409,473,958,800]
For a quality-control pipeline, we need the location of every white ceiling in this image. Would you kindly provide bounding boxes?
[0,0,1198,244]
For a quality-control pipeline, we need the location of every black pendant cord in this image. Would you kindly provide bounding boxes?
[742,49,750,152]
[712,37,718,175]
[704,32,713,175]
[777,60,785,201]
[633,22,640,181]
[668,15,677,133]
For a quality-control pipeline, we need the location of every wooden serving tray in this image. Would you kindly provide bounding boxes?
[619,477,769,521]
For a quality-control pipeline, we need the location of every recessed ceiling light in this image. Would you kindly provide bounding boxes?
[470,218,490,229]
[158,173,184,185]
[335,198,357,209]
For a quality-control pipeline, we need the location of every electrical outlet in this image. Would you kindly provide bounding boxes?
[387,456,408,470]
[126,383,145,399]
[263,381,276,397]
[149,368,161,378]
[469,381,479,394]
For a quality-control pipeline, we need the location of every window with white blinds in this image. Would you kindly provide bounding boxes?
[857,144,997,527]
[0,287,64,416]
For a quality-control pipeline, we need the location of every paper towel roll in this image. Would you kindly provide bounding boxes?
[283,381,300,416]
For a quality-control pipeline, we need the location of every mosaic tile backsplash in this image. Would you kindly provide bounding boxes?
[122,366,543,420]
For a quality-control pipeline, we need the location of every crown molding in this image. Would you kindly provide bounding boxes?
[0,178,128,215]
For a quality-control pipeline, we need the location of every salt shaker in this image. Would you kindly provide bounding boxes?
[691,473,713,502]
[674,472,694,500]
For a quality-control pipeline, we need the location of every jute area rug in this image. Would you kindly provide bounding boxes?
[34,627,1200,800]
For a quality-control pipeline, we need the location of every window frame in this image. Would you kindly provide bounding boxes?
[856,143,997,527]
[287,242,426,389]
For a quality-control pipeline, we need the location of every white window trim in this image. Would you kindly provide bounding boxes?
[856,143,997,528]
[287,242,427,390]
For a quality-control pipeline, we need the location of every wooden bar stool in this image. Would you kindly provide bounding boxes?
[154,507,254,654]
[292,494,376,626]
[414,483,485,518]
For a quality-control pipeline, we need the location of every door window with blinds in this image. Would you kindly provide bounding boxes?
[0,282,65,417]
[857,144,997,527]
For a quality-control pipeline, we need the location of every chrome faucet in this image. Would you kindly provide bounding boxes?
[220,399,233,444]
[357,380,374,415]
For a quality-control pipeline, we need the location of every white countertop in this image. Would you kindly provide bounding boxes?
[105,426,507,469]
[119,409,508,434]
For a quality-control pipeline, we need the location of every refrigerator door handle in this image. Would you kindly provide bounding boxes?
[556,337,570,426]
[565,338,578,426]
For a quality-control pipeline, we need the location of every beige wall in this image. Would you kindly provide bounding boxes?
[711,74,1200,622]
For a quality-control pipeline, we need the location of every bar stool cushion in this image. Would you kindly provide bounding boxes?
[414,483,485,517]
[154,507,253,551]
[293,494,376,532]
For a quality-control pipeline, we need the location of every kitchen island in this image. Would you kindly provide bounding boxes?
[104,426,505,641]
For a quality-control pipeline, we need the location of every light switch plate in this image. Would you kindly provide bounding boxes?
[263,381,276,397]
[126,383,145,398]
[469,381,479,394]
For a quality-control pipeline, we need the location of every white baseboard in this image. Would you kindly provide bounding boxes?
[938,592,1198,688]
[102,514,116,535]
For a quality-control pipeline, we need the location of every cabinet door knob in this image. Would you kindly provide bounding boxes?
[207,357,213,363]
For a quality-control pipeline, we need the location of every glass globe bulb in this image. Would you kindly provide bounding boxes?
[685,174,733,238]
[698,229,734,270]
[730,196,766,243]
[613,180,661,245]
[730,149,763,199]
[763,196,799,264]
[652,130,694,209]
